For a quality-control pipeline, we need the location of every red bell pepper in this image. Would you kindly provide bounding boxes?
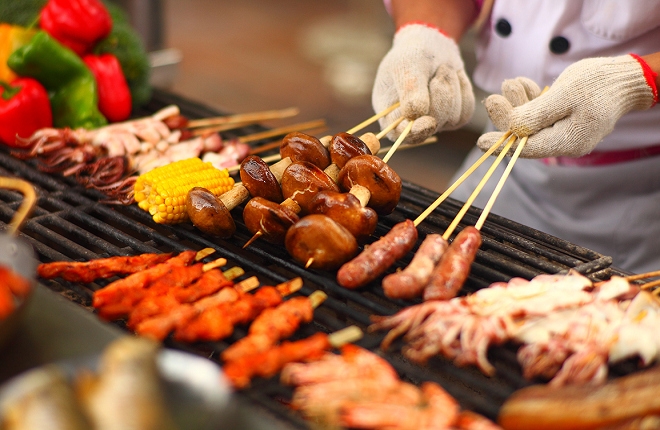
[84,53,132,122]
[0,78,52,146]
[39,0,112,56]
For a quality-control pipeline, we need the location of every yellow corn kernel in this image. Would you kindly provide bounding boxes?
[133,157,234,224]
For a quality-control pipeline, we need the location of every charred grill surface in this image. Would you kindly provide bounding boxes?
[0,90,621,428]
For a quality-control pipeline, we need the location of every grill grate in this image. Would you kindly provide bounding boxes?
[0,89,622,427]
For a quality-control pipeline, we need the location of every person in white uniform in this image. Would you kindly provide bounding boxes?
[373,0,660,273]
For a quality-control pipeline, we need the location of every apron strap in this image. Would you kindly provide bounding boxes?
[542,143,660,166]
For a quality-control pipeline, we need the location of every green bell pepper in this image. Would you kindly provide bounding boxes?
[7,30,107,129]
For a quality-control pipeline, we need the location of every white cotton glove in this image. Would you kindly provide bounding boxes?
[477,55,658,158]
[372,23,475,145]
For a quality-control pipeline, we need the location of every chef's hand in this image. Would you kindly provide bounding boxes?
[372,23,475,145]
[477,55,658,158]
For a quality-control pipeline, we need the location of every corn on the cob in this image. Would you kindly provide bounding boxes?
[134,158,234,224]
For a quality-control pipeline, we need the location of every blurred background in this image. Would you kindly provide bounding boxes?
[117,0,487,193]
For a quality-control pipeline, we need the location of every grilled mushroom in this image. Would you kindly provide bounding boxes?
[280,132,331,169]
[242,197,300,245]
[308,189,377,243]
[337,154,401,215]
[280,161,339,214]
[285,214,358,270]
[187,185,250,238]
[240,155,285,203]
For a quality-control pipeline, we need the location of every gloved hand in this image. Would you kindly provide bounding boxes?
[478,55,658,158]
[372,23,475,145]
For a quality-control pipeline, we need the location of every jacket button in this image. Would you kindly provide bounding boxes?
[495,18,512,37]
[549,36,570,54]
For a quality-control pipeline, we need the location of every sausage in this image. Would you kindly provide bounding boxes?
[498,365,660,430]
[337,219,418,289]
[423,226,481,301]
[381,234,448,299]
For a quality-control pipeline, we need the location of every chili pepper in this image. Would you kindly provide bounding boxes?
[83,53,132,122]
[7,31,107,130]
[0,77,52,146]
[0,24,36,82]
[39,0,112,56]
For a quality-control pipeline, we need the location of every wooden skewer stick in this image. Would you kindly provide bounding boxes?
[621,270,660,283]
[276,277,303,296]
[195,247,217,261]
[376,116,405,140]
[413,130,513,227]
[309,290,328,308]
[641,279,660,291]
[202,258,228,272]
[242,231,263,249]
[222,266,245,281]
[474,135,528,230]
[442,134,517,239]
[473,86,549,230]
[346,102,400,135]
[382,120,414,163]
[238,119,327,144]
[328,325,363,348]
[187,107,300,129]
[235,275,260,293]
[191,120,261,137]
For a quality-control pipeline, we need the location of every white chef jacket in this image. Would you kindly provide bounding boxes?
[449,0,660,273]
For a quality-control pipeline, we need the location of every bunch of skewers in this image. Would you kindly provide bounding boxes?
[36,248,362,390]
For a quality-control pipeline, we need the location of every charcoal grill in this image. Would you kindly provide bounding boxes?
[0,89,624,428]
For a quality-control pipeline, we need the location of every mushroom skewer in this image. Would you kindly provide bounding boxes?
[187,154,291,237]
[243,131,382,248]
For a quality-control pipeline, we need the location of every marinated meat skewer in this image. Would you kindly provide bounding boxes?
[92,250,197,309]
[134,276,260,341]
[37,252,173,283]
[222,325,363,389]
[172,277,304,343]
[125,265,240,329]
[220,290,327,362]
[94,256,227,321]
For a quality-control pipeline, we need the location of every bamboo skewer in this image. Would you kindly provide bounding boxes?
[442,134,517,239]
[413,131,512,227]
[238,119,327,144]
[191,120,263,137]
[474,135,528,230]
[187,107,300,129]
[381,120,413,163]
[231,134,439,174]
[376,116,405,140]
[346,102,400,135]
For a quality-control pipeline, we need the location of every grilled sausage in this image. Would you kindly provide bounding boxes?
[381,234,448,299]
[423,226,481,301]
[498,365,660,430]
[336,219,418,289]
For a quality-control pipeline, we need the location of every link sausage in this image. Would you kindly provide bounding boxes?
[382,234,448,299]
[337,219,418,289]
[498,365,660,430]
[423,226,481,301]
